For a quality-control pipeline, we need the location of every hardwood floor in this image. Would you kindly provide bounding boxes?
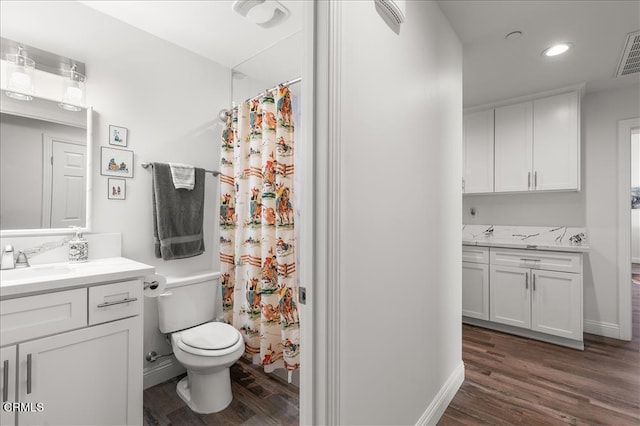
[143,358,298,425]
[440,271,640,425]
[144,268,639,425]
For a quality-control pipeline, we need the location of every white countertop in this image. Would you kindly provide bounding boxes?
[0,257,155,299]
[463,239,590,253]
[462,224,589,253]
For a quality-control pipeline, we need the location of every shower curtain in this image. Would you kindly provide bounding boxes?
[219,85,300,373]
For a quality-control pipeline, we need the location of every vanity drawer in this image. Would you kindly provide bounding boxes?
[490,248,582,273]
[88,280,142,325]
[0,288,87,346]
[462,246,489,264]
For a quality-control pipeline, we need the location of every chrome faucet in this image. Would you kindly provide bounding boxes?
[15,251,30,268]
[1,245,15,270]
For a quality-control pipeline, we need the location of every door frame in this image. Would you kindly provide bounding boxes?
[617,117,639,341]
[41,134,86,228]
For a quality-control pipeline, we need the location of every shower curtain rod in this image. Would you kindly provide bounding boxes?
[236,77,301,106]
[141,162,220,177]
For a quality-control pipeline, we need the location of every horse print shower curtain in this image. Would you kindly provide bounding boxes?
[219,85,300,373]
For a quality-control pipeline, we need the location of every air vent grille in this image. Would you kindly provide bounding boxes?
[616,31,640,77]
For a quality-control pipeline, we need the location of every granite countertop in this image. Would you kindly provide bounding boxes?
[0,257,155,299]
[462,225,590,253]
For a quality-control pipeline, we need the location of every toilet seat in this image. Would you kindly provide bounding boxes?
[173,322,244,357]
[181,322,240,350]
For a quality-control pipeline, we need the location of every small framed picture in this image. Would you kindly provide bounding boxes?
[109,125,128,147]
[107,178,126,200]
[101,146,134,178]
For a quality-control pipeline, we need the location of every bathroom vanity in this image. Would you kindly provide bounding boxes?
[0,257,153,426]
[462,225,589,350]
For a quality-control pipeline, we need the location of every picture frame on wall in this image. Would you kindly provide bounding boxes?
[101,146,134,178]
[109,125,128,147]
[107,178,126,200]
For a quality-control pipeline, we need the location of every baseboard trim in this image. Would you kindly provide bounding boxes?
[415,361,465,426]
[143,356,185,390]
[584,319,620,339]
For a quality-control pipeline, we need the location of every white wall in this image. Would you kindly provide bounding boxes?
[0,114,85,229]
[0,1,229,380]
[632,131,639,263]
[463,83,640,336]
[338,2,462,424]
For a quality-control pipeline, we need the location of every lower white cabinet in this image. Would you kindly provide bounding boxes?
[531,269,581,340]
[464,245,584,348]
[16,318,142,426]
[462,262,489,320]
[1,345,17,426]
[0,279,144,426]
[490,265,531,329]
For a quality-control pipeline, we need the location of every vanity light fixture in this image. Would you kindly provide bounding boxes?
[542,42,573,57]
[232,0,290,28]
[5,46,35,101]
[58,64,86,112]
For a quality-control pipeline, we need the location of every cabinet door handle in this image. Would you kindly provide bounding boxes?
[2,359,8,402]
[462,178,465,192]
[26,354,32,395]
[97,297,138,308]
[528,172,531,189]
[525,272,529,290]
[534,171,538,189]
[533,274,536,291]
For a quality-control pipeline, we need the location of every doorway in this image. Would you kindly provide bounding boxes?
[618,118,640,340]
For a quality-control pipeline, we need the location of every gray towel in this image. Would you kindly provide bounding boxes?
[152,162,205,260]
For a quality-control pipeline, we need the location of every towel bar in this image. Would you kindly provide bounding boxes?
[141,162,220,177]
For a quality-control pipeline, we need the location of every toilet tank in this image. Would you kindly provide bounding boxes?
[157,271,221,334]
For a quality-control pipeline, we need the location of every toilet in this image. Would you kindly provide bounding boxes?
[157,271,245,414]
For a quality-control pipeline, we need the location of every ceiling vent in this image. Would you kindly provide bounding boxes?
[616,30,640,77]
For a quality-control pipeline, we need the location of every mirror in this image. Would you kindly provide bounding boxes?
[0,95,92,235]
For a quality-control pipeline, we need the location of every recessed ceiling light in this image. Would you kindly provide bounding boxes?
[505,31,522,40]
[542,43,573,57]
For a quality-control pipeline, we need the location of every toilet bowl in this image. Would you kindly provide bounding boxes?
[170,322,245,413]
[157,271,245,414]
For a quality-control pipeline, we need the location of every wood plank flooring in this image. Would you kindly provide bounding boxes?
[143,358,298,425]
[440,270,640,425]
[144,267,639,425]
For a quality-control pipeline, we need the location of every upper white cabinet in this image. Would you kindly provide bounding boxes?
[494,101,533,192]
[532,92,579,191]
[465,88,581,194]
[463,109,494,194]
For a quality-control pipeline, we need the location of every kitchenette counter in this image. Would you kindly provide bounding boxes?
[462,224,589,253]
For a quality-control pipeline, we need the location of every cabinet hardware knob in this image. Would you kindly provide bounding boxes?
[2,359,8,402]
[26,354,32,395]
[97,297,138,308]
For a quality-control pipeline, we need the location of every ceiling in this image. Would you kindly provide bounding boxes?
[79,0,303,70]
[438,0,640,107]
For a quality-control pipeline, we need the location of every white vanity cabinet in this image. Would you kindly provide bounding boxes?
[0,277,144,426]
[1,345,17,426]
[462,246,490,320]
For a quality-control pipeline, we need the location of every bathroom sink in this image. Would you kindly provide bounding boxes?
[1,264,75,282]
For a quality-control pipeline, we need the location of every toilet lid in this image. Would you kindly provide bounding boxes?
[180,322,240,350]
